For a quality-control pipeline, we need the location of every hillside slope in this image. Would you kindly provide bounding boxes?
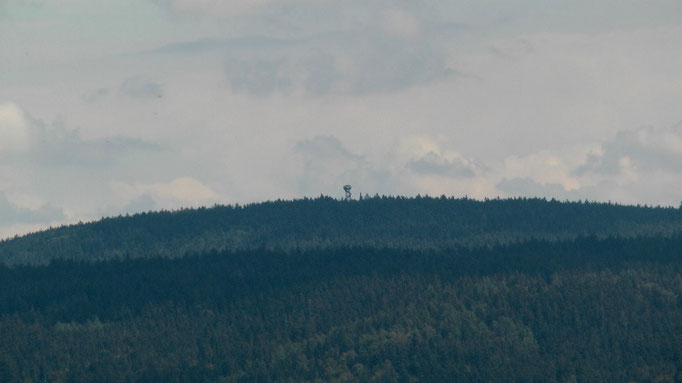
[2,197,682,381]
[2,196,682,265]
[2,236,682,382]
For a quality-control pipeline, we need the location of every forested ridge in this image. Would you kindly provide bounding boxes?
[1,196,681,265]
[2,197,682,382]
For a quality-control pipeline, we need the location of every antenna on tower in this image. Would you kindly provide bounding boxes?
[343,185,352,201]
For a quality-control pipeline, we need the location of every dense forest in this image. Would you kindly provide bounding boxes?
[2,196,682,382]
[1,196,681,265]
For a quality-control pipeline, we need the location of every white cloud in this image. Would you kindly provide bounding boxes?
[0,103,160,169]
[504,151,582,191]
[0,223,57,241]
[492,124,682,205]
[0,102,30,153]
[496,178,582,201]
[150,177,218,203]
[111,177,219,209]
[0,191,64,225]
[576,124,682,176]
[0,102,171,236]
[399,136,485,178]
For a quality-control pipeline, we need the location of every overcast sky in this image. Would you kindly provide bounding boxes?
[1,0,682,238]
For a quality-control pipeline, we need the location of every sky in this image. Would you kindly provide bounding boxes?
[1,0,682,238]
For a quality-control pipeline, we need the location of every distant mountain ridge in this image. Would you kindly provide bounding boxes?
[1,195,681,265]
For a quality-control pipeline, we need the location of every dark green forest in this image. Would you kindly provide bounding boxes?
[2,196,682,382]
[1,196,681,265]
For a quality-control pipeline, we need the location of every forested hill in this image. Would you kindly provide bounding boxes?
[3,232,682,381]
[1,196,681,265]
[3,197,682,382]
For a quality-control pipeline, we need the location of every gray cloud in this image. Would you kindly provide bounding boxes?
[121,194,157,214]
[142,2,459,96]
[498,176,682,207]
[408,152,484,178]
[225,34,451,95]
[0,111,160,169]
[36,128,158,169]
[151,25,453,96]
[294,135,395,197]
[225,57,292,95]
[575,124,682,176]
[300,52,337,95]
[294,135,360,162]
[37,134,159,169]
[102,194,157,217]
[0,102,178,234]
[349,37,452,94]
[82,88,110,103]
[488,38,534,59]
[119,76,164,99]
[0,191,64,225]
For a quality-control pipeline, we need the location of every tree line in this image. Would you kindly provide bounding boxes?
[2,196,681,265]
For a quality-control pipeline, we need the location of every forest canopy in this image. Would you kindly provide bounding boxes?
[1,197,682,382]
[1,196,681,265]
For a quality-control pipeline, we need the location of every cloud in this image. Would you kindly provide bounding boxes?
[111,177,219,209]
[149,8,453,96]
[293,135,395,196]
[0,102,31,153]
[0,103,160,169]
[143,1,458,96]
[292,134,490,198]
[345,34,452,94]
[488,38,534,59]
[380,8,420,39]
[149,177,217,203]
[5,0,682,241]
[504,151,582,191]
[408,152,483,178]
[121,194,156,214]
[493,124,682,205]
[399,136,486,179]
[575,124,682,176]
[0,191,64,225]
[119,76,164,99]
[82,88,110,103]
[217,33,451,95]
[35,129,159,169]
[0,102,174,232]
[225,57,293,95]
[497,177,583,201]
[294,135,361,195]
[294,135,360,162]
